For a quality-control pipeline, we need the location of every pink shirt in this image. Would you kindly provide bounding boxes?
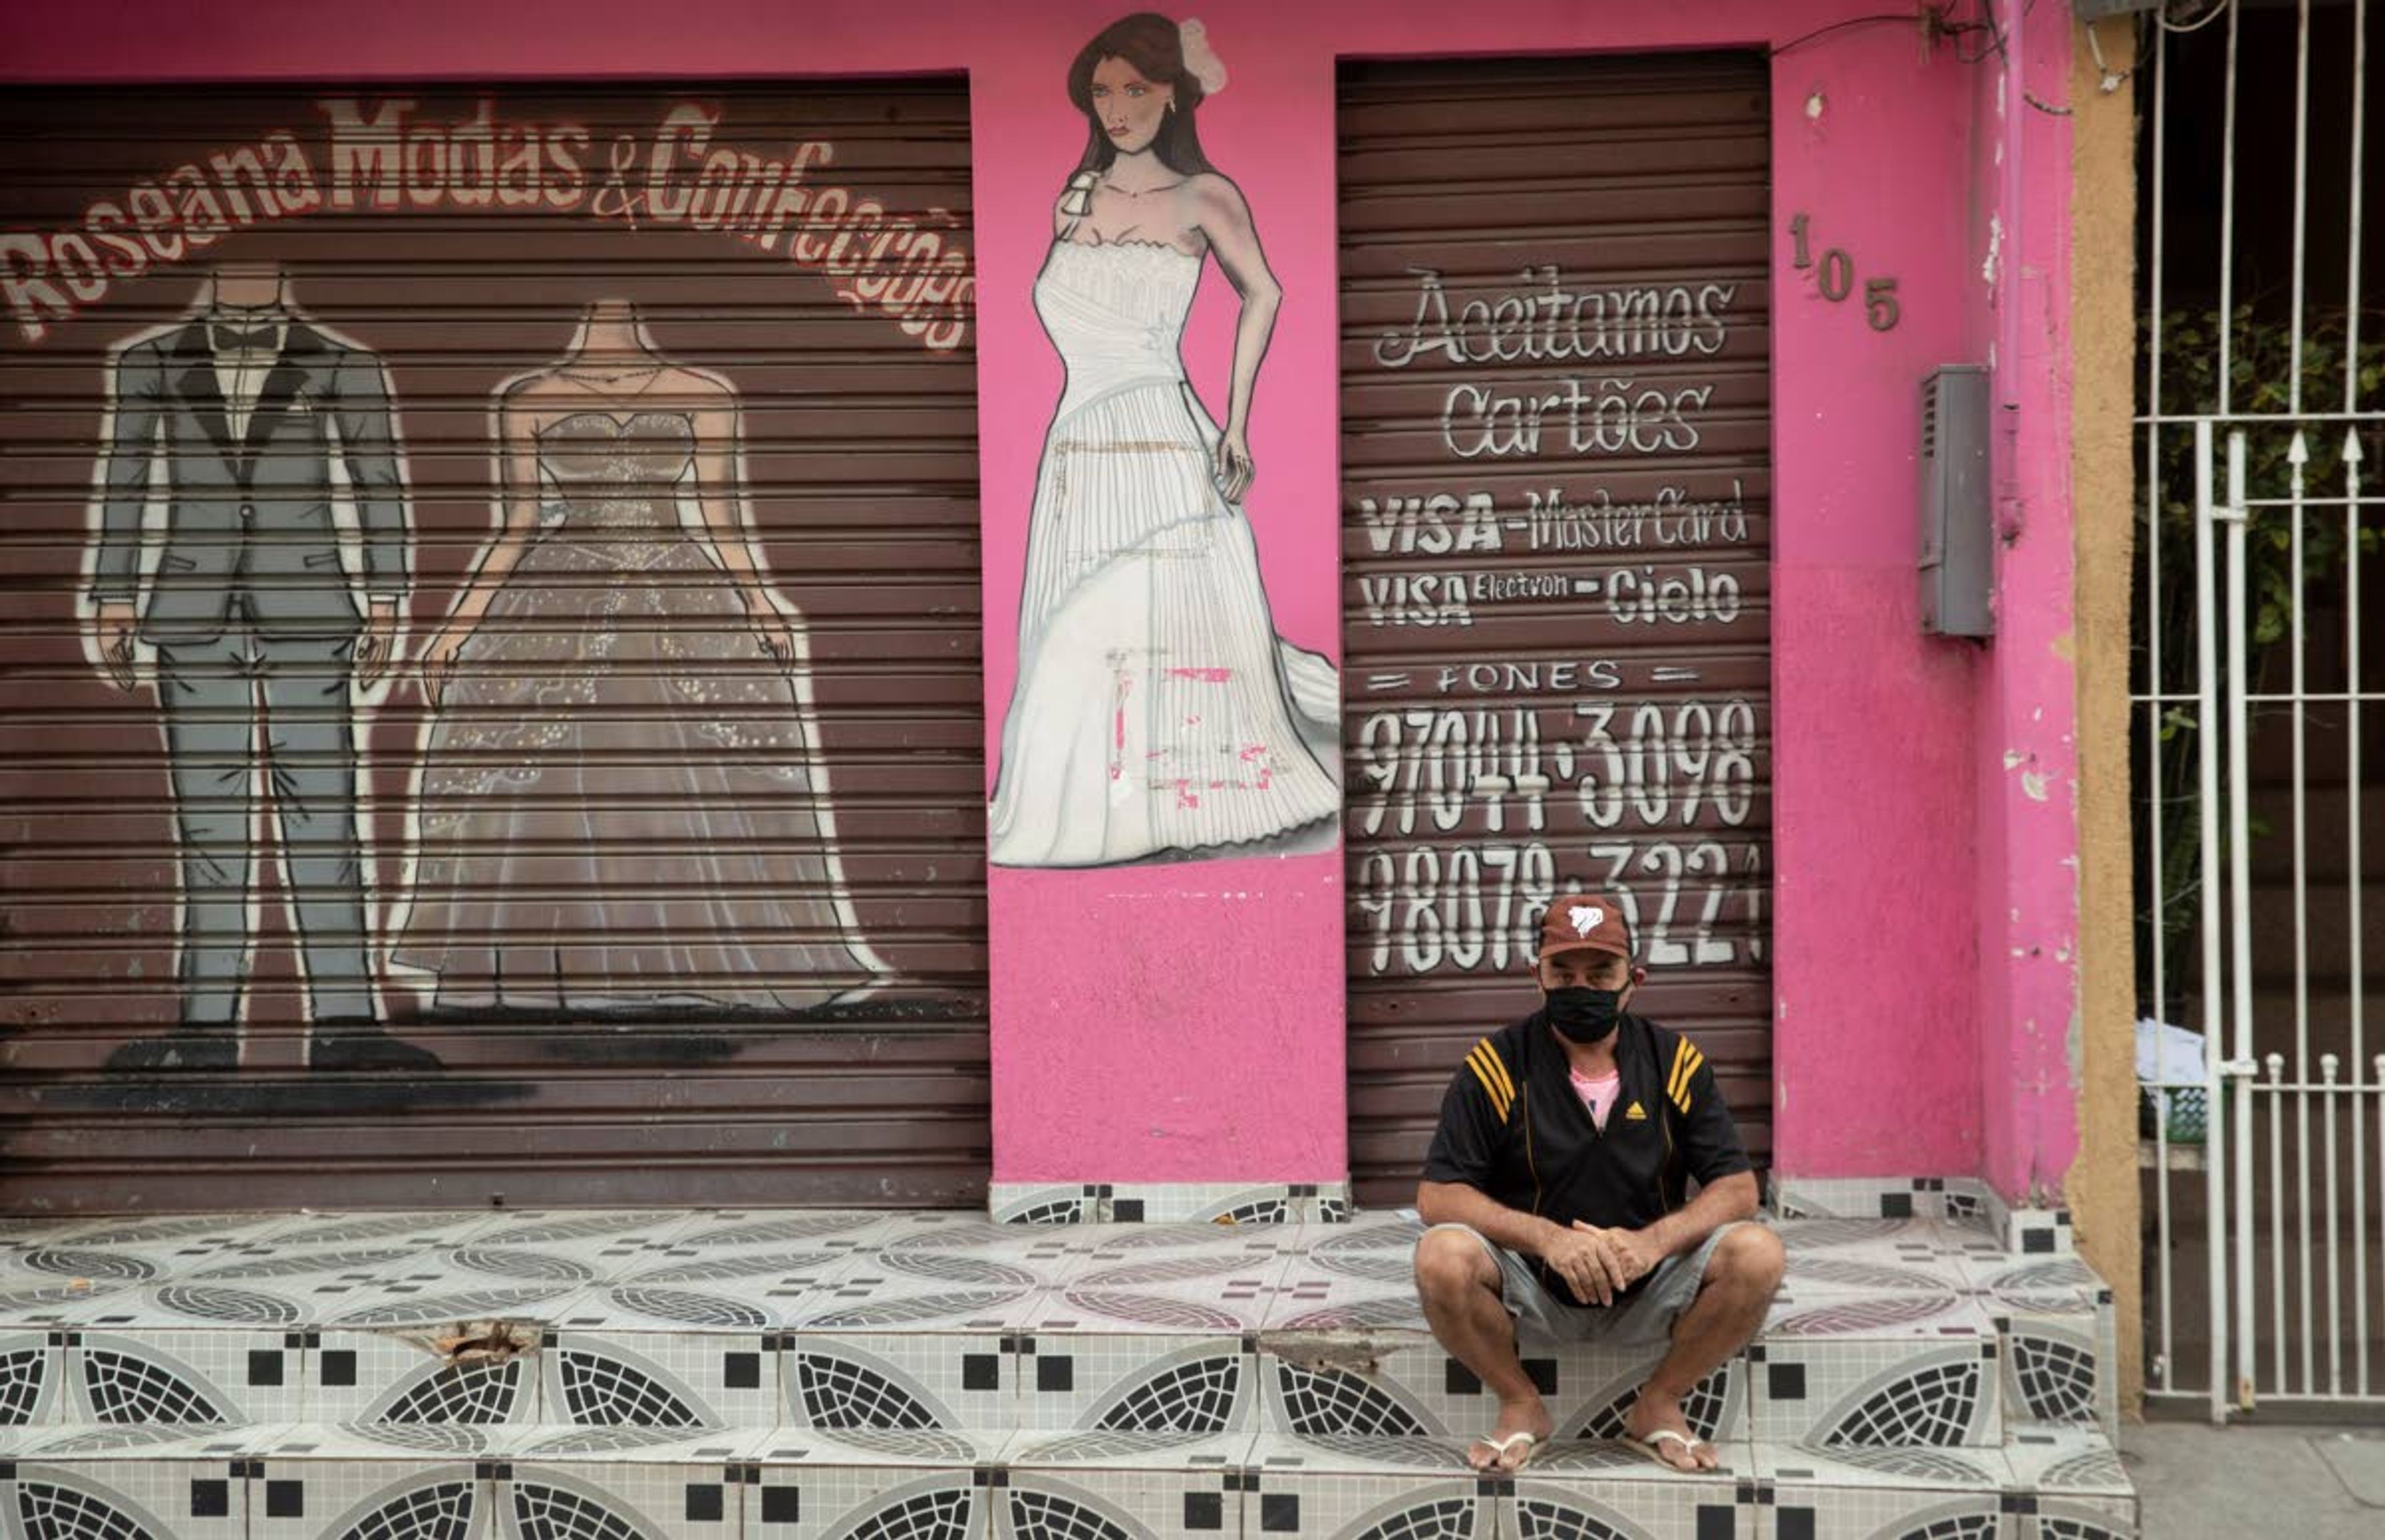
[1569,1066,1622,1129]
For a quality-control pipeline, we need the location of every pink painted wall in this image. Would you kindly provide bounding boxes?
[6,0,2083,1200]
[1971,4,2085,1203]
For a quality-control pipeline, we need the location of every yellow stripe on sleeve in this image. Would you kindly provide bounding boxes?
[1466,1046,1512,1119]
[1672,1046,1704,1112]
[1475,1040,1516,1105]
[1667,1040,1691,1104]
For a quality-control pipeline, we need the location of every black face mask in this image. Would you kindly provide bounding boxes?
[1546,987,1625,1045]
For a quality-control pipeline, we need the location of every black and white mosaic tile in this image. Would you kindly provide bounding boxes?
[1015,1334,1257,1436]
[538,1329,747,1428]
[0,1328,61,1426]
[0,1421,261,1540]
[1006,1429,1256,1540]
[0,1202,2134,1535]
[1235,1432,1494,1540]
[2002,1423,2138,1539]
[745,1427,1010,1540]
[991,1185,1104,1226]
[309,1331,540,1426]
[1046,1248,1293,1336]
[1508,1438,1752,1540]
[1746,1338,2003,1449]
[492,1423,758,1539]
[1752,1439,2010,1540]
[247,1426,483,1540]
[784,1331,1014,1431]
[1771,1179,1970,1223]
[59,1328,307,1424]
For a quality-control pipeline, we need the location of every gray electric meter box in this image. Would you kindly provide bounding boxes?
[1919,365,1994,638]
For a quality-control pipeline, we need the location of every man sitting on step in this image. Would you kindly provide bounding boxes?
[1412,895,1784,1474]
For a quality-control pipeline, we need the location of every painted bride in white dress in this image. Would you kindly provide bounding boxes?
[987,11,1340,867]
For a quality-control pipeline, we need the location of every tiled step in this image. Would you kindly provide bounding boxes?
[0,1420,2138,1539]
[0,1209,2117,1449]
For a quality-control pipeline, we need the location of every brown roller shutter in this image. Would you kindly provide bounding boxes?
[0,83,988,1210]
[1338,54,1774,1206]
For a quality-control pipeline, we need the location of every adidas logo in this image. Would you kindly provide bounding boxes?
[1624,1100,1647,1121]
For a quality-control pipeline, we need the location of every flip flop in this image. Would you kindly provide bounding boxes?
[1468,1430,1539,1472]
[1629,1427,1714,1472]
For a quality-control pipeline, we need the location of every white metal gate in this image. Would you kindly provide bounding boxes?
[2134,0,2383,1419]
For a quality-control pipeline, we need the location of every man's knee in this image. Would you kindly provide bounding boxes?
[1710,1223,1786,1293]
[1414,1226,1499,1302]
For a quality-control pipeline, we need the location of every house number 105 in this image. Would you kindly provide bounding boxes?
[1789,212,1900,331]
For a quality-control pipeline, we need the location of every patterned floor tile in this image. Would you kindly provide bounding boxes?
[653,1208,904,1255]
[214,1210,502,1257]
[2002,1425,2137,1539]
[1263,1251,1429,1337]
[572,1228,878,1333]
[247,1423,489,1540]
[1979,1195,2076,1259]
[1255,1339,1456,1439]
[745,1426,1011,1539]
[1956,1256,2115,1436]
[1006,1429,1259,1540]
[540,1327,781,1427]
[3,1214,311,1284]
[781,1330,1019,1431]
[1510,1438,1755,1539]
[1771,1179,1969,1225]
[783,1253,1052,1334]
[57,1328,310,1424]
[1082,1222,1312,1262]
[0,1277,136,1330]
[992,1185,1104,1226]
[869,1214,1107,1289]
[1745,1334,2003,1448]
[1772,1218,2005,1277]
[309,1278,599,1334]
[0,1328,65,1425]
[1538,1351,1748,1446]
[1996,1310,2118,1438]
[1014,1333,1258,1435]
[1099,1183,1345,1226]
[1037,1248,1294,1336]
[1750,1440,2014,1540]
[1252,1331,1746,1448]
[42,1236,595,1334]
[0,1421,269,1540]
[1957,1256,2106,1314]
[1758,1282,1992,1344]
[432,1208,713,1285]
[1235,1431,1494,1540]
[491,1423,761,1539]
[311,1329,542,1425]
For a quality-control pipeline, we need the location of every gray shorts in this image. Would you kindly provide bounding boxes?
[1427,1220,1746,1348]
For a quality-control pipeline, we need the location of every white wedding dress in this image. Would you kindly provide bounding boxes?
[988,238,1340,867]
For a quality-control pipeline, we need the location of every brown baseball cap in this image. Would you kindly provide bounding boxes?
[1538,894,1633,962]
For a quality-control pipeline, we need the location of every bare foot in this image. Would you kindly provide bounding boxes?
[1468,1395,1554,1472]
[1624,1388,1717,1471]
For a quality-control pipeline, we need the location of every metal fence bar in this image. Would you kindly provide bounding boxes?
[2325,1054,2343,1395]
[2225,428,2258,1411]
[2145,12,2178,1397]
[2347,0,2371,1400]
[2197,417,2231,1419]
[2269,1054,2289,1392]
[2288,0,2320,1405]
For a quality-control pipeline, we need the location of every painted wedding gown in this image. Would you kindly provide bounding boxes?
[392,409,885,1010]
[988,239,1341,866]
